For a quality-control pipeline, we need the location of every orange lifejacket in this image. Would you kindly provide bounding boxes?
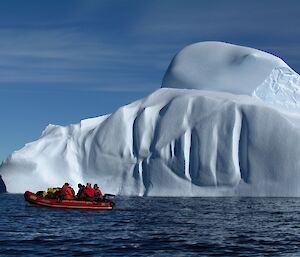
[61,185,75,200]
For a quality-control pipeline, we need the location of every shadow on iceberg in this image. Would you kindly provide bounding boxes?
[0,175,7,193]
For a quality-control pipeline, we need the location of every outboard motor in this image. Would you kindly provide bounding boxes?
[103,194,116,207]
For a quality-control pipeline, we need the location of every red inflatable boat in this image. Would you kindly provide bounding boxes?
[24,191,115,210]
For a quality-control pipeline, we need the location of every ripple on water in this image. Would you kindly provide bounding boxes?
[1,194,300,256]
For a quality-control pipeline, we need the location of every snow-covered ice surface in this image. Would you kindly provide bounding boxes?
[253,67,300,112]
[162,41,300,113]
[1,41,300,196]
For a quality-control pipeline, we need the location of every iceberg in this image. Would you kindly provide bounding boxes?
[1,41,300,196]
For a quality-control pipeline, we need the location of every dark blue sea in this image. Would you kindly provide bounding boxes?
[1,194,300,256]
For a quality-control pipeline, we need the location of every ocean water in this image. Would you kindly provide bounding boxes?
[0,194,300,256]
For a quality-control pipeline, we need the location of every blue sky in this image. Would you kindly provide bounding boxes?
[0,0,299,161]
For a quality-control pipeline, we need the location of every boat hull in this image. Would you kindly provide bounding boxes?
[24,191,114,210]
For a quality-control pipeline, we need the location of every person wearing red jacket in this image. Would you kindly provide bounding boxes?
[83,183,95,200]
[60,183,75,200]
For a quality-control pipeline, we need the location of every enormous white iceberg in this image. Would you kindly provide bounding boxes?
[1,41,300,196]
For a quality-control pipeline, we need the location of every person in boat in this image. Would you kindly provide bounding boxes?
[93,184,103,201]
[82,183,95,201]
[76,183,85,200]
[59,182,75,200]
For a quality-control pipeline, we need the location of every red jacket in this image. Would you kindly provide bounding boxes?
[84,187,95,198]
[60,185,75,200]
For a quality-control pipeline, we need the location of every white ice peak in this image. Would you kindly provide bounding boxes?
[162,42,300,113]
[162,41,289,94]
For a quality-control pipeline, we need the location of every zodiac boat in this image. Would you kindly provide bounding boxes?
[24,191,115,210]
